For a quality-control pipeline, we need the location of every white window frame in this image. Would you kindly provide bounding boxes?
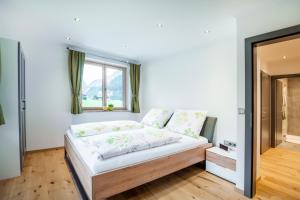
[82,60,127,111]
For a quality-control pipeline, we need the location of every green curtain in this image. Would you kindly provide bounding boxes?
[0,105,4,125]
[68,50,85,114]
[130,63,141,113]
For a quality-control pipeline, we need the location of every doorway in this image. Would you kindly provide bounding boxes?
[258,75,300,199]
[244,25,300,198]
[260,75,294,153]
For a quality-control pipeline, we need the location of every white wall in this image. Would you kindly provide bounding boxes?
[72,112,138,124]
[141,1,300,191]
[236,0,300,190]
[141,32,237,146]
[18,40,139,151]
[0,38,21,179]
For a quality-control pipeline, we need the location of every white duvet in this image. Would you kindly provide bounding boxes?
[80,127,182,160]
[70,120,144,137]
[67,130,208,174]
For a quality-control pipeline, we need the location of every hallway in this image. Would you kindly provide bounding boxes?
[255,145,300,200]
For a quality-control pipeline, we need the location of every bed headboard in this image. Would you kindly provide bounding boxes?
[200,116,217,143]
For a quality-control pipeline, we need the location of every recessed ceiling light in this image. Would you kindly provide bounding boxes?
[65,36,71,40]
[283,56,287,59]
[203,30,211,34]
[73,17,80,22]
[122,44,128,48]
[156,23,164,28]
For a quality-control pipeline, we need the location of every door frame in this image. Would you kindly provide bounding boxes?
[244,24,300,198]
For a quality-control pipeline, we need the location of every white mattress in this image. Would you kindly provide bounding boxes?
[66,129,208,175]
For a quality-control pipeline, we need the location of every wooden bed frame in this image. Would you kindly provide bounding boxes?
[64,134,212,200]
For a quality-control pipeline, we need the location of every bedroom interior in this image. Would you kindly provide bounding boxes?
[0,1,300,200]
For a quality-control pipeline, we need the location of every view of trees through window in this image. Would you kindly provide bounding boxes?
[82,62,125,109]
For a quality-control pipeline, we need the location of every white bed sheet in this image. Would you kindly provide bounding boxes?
[66,129,208,175]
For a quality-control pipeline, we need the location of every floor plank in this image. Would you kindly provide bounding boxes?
[1,146,299,200]
[0,148,247,200]
[254,145,300,200]
[0,149,79,200]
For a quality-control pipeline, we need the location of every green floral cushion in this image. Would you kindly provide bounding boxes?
[141,109,173,128]
[166,110,207,139]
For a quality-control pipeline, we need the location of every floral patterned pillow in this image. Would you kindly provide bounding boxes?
[166,110,207,139]
[141,109,173,128]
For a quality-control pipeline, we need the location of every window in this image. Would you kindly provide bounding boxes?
[82,61,127,110]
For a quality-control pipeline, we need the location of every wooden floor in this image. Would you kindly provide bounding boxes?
[255,146,300,200]
[0,148,78,200]
[0,148,247,200]
[1,147,299,200]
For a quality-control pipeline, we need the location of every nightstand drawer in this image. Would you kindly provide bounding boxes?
[206,151,236,171]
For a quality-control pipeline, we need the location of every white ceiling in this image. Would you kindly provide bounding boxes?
[0,0,268,62]
[258,36,300,64]
[258,36,300,75]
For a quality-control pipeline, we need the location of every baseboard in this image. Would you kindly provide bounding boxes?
[286,134,300,144]
[26,146,64,154]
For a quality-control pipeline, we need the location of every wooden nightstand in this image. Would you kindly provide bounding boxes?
[206,147,237,183]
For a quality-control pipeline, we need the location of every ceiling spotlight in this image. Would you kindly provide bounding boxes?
[156,23,164,28]
[65,36,71,40]
[283,56,287,59]
[73,17,80,22]
[204,30,211,34]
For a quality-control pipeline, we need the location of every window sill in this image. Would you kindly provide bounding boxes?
[83,109,131,113]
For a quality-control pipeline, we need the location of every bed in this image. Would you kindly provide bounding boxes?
[64,116,216,200]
